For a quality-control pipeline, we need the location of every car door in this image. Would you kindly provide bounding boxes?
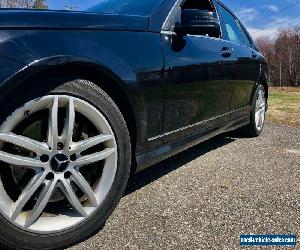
[216,2,261,111]
[161,0,235,143]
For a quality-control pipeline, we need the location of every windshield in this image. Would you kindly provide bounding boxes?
[0,0,166,16]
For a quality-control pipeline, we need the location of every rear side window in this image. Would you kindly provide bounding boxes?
[217,4,252,47]
[238,25,252,48]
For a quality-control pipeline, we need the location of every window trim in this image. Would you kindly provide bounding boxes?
[161,0,182,31]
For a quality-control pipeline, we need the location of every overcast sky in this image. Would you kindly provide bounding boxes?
[222,0,300,38]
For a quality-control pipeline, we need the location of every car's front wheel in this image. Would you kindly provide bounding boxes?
[0,80,131,249]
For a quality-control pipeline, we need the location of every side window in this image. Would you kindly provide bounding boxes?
[238,24,252,48]
[217,4,251,47]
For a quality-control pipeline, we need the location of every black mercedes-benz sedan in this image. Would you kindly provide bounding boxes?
[0,0,268,249]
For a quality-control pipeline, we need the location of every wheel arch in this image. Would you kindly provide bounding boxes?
[250,64,269,107]
[258,63,269,100]
[0,59,138,171]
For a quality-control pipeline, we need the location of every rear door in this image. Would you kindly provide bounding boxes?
[216,2,260,110]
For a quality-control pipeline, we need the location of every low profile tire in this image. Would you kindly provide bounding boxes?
[242,84,267,137]
[0,79,131,249]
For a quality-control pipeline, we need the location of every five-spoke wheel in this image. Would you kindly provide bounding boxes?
[0,95,118,232]
[242,84,267,137]
[254,88,266,131]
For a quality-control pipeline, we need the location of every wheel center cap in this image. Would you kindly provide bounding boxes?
[50,154,69,172]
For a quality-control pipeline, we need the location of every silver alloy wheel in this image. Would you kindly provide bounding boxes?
[0,95,117,233]
[255,89,266,131]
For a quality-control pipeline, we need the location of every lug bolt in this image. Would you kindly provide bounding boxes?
[70,154,77,162]
[57,142,64,150]
[64,171,71,179]
[40,154,49,162]
[46,172,55,180]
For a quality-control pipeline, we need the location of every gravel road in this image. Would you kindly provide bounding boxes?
[71,123,300,250]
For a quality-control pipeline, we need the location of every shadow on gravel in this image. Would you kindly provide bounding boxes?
[125,133,236,196]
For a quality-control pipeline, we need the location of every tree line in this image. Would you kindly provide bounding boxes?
[255,26,300,87]
[0,0,47,9]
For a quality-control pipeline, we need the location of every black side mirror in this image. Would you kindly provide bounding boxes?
[174,9,220,37]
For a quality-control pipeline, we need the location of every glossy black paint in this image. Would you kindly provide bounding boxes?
[162,34,234,142]
[0,29,165,152]
[0,10,149,31]
[0,0,268,172]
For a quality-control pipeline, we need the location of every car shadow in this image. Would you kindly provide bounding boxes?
[124,133,236,196]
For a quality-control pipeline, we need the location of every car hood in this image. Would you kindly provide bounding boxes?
[0,9,149,31]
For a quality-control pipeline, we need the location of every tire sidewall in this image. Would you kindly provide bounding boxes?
[250,84,266,136]
[0,79,131,250]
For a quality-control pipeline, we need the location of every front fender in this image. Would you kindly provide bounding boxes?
[0,30,165,152]
[0,30,137,84]
[2,55,134,97]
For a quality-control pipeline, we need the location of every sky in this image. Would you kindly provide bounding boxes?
[48,0,300,39]
[222,0,300,39]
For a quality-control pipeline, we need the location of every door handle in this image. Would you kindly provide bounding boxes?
[221,47,232,58]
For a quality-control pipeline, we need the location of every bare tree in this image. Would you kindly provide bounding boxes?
[256,25,300,87]
[0,0,47,8]
[33,0,47,9]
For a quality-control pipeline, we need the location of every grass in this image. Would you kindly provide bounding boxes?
[267,87,300,127]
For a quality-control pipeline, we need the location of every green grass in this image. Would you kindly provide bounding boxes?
[268,87,300,127]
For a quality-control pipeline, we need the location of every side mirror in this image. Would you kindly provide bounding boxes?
[174,9,220,37]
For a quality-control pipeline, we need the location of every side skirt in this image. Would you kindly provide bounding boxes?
[135,115,249,172]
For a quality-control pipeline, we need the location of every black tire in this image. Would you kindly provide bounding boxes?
[241,84,267,137]
[0,79,131,250]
